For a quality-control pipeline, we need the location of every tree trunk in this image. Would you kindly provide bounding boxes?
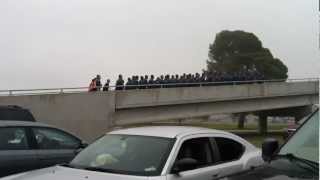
[237,113,246,129]
[258,115,268,135]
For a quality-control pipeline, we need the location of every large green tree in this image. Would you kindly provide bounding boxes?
[207,30,288,79]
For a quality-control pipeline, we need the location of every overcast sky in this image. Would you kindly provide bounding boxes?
[0,0,319,90]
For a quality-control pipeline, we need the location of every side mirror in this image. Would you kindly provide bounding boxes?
[262,138,279,162]
[171,158,198,174]
[79,142,89,149]
[75,142,89,154]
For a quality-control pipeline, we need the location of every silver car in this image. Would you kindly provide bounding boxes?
[1,126,263,180]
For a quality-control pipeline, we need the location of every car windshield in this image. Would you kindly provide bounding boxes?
[70,134,174,176]
[279,110,319,163]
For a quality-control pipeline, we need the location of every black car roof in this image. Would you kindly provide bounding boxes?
[0,105,36,122]
[0,105,25,109]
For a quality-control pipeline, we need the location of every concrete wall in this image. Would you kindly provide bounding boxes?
[116,81,318,109]
[115,94,318,125]
[0,92,115,142]
[114,81,318,125]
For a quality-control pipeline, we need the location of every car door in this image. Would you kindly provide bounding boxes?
[208,136,246,179]
[0,127,38,177]
[166,136,220,180]
[31,127,81,168]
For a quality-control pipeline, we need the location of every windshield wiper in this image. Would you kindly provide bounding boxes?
[276,153,318,173]
[60,163,83,169]
[61,164,123,174]
[84,166,120,174]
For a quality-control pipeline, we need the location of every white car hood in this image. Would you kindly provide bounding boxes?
[1,166,149,180]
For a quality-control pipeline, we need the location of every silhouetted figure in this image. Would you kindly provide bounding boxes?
[155,77,161,88]
[143,75,149,88]
[168,75,175,88]
[186,74,193,87]
[148,75,155,88]
[95,75,102,91]
[131,76,138,89]
[163,75,170,88]
[180,74,187,87]
[175,74,179,85]
[125,78,133,90]
[200,72,206,85]
[159,75,164,87]
[103,79,110,91]
[138,76,145,89]
[116,74,124,90]
[206,73,214,86]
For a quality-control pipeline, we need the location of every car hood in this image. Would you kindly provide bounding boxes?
[0,166,149,180]
[228,158,318,180]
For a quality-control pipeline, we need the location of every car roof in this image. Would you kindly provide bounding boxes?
[0,120,53,128]
[108,126,229,138]
[0,105,25,110]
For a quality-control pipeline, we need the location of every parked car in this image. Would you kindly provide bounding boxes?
[0,126,263,180]
[0,105,35,122]
[225,109,319,180]
[0,121,87,177]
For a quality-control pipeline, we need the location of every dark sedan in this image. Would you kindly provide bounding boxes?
[0,121,87,177]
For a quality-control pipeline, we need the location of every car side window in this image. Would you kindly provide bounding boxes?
[175,137,214,171]
[32,128,80,150]
[0,127,29,150]
[214,137,244,163]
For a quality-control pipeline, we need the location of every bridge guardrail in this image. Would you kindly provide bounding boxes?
[0,78,318,96]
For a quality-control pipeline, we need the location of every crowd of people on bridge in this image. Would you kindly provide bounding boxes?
[88,69,265,92]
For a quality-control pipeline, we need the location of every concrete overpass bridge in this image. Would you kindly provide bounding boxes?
[0,79,318,142]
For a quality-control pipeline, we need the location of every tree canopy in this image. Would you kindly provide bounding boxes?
[206,30,288,80]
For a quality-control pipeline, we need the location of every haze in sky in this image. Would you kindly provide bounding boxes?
[0,0,319,89]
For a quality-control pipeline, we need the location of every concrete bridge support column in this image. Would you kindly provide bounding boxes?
[258,115,268,135]
[237,113,247,129]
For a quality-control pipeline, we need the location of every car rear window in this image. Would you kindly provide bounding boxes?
[0,127,29,150]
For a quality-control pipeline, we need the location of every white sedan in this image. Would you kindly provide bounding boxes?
[1,126,263,180]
